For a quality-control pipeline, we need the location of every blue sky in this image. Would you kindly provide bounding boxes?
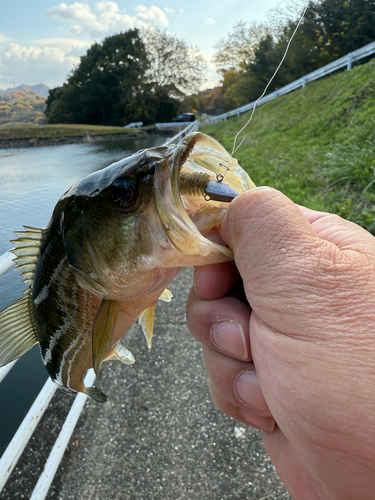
[0,0,282,91]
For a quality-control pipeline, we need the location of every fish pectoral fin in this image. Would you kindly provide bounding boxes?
[0,294,38,366]
[92,299,121,375]
[104,343,135,365]
[138,303,156,349]
[158,288,173,302]
[85,385,108,403]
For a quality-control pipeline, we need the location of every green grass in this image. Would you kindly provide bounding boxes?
[0,123,143,141]
[205,58,375,233]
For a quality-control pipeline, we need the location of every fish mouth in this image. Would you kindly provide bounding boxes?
[154,132,255,263]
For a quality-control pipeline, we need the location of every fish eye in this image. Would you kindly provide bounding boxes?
[111,178,139,210]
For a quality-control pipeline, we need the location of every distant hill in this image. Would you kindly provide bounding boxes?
[0,84,49,97]
[0,89,46,125]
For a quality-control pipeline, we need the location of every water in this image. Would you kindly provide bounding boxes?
[0,135,168,455]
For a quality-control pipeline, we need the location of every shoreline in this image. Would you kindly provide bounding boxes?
[0,131,152,149]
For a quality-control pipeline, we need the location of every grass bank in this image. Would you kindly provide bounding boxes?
[205,58,375,234]
[0,123,143,141]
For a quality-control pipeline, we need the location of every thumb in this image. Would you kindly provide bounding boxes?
[220,186,319,288]
[219,187,369,338]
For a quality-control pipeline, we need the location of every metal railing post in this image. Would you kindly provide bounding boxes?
[347,53,353,70]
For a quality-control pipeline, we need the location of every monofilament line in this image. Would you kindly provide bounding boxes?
[231,2,310,155]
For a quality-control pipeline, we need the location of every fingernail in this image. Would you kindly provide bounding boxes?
[239,410,275,433]
[211,321,248,360]
[235,370,271,416]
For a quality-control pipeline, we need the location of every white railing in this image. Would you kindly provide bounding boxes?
[163,120,200,145]
[206,40,375,124]
[156,121,198,130]
[123,121,143,128]
[0,121,199,498]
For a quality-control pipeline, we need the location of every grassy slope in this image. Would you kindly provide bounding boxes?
[0,123,143,140]
[205,58,375,233]
[0,124,144,140]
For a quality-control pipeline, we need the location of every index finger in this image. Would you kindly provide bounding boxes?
[194,261,240,301]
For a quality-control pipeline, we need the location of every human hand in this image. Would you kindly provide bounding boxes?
[186,187,375,500]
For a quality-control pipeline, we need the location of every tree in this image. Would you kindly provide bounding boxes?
[140,83,180,123]
[46,30,149,125]
[312,0,375,61]
[45,28,206,125]
[141,27,206,95]
[213,0,375,109]
[212,21,271,72]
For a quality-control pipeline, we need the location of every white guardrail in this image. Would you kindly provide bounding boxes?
[206,40,375,124]
[0,119,199,498]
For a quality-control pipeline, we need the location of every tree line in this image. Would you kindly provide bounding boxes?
[46,0,375,125]
[45,28,205,126]
[185,0,375,115]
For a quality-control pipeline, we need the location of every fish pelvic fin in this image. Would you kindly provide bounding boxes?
[138,303,156,349]
[158,288,173,302]
[85,385,108,403]
[10,226,46,293]
[136,289,171,350]
[104,343,135,365]
[0,294,38,366]
[92,299,121,375]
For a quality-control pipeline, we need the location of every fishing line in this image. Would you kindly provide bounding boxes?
[231,1,310,155]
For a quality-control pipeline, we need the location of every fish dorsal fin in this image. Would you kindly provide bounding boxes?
[92,299,121,375]
[0,294,38,366]
[158,288,173,302]
[10,226,46,293]
[104,343,135,365]
[138,303,156,349]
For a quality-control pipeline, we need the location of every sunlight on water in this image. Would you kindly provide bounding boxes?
[0,135,167,454]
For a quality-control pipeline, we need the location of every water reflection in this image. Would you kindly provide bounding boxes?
[0,135,168,454]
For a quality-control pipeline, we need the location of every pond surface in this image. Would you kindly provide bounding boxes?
[0,135,168,455]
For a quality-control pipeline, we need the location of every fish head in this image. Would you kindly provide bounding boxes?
[56,132,255,300]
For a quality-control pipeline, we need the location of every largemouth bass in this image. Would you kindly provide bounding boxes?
[0,132,255,402]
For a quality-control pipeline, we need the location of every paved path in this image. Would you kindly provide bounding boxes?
[1,268,290,500]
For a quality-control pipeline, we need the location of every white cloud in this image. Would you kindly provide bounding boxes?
[0,3,170,89]
[0,39,90,88]
[135,5,168,25]
[33,38,90,52]
[164,7,174,13]
[205,18,216,25]
[48,2,168,36]
[48,2,98,24]
[3,43,77,66]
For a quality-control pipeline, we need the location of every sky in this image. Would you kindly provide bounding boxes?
[0,0,283,92]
